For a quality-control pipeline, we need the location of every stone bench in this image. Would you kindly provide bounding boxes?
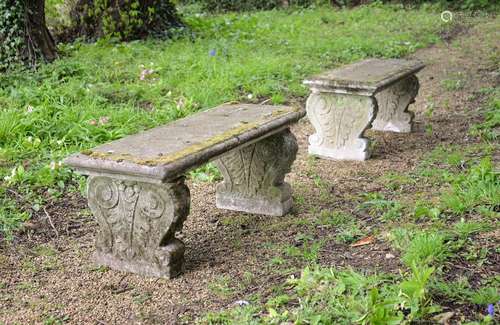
[303,58,424,160]
[64,104,305,278]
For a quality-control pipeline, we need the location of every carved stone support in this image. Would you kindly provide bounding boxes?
[372,75,420,133]
[214,129,298,216]
[306,92,377,161]
[87,176,190,278]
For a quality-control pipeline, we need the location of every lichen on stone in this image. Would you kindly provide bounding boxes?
[81,107,301,167]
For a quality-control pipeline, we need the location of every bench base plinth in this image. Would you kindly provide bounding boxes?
[215,129,298,217]
[216,183,292,216]
[87,176,189,279]
[94,239,185,279]
[372,75,419,133]
[309,138,371,161]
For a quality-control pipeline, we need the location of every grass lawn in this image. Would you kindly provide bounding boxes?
[0,3,498,325]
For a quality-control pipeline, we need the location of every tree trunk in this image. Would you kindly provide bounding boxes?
[23,0,58,65]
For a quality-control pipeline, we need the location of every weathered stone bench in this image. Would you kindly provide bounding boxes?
[64,104,305,278]
[303,59,424,160]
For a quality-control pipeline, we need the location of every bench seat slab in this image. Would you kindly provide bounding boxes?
[215,129,297,216]
[88,176,189,279]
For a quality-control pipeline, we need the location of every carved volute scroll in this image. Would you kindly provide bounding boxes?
[372,75,420,133]
[306,91,377,161]
[87,176,190,278]
[214,129,298,216]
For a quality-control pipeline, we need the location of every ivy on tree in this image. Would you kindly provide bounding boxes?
[0,0,57,69]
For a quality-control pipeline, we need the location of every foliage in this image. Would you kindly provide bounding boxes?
[69,0,183,41]
[0,0,24,70]
[198,0,326,13]
[403,0,500,10]
[181,0,500,12]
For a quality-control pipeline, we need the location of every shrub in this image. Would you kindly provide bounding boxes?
[183,0,329,13]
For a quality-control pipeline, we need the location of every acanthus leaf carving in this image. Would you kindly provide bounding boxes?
[214,129,298,216]
[372,75,419,133]
[306,92,376,161]
[87,176,189,278]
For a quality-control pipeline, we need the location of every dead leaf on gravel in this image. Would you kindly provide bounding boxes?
[433,311,454,324]
[350,235,375,247]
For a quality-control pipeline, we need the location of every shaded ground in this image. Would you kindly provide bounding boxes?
[1,15,499,324]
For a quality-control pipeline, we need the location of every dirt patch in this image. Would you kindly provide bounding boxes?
[1,16,499,325]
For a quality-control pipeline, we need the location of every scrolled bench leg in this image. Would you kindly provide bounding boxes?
[372,75,420,133]
[87,176,190,278]
[214,129,298,216]
[306,92,376,161]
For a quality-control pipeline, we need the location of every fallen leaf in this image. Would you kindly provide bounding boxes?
[432,311,454,324]
[350,235,375,247]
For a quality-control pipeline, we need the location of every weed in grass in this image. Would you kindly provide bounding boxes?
[188,162,221,182]
[33,244,57,257]
[401,231,450,267]
[440,158,500,215]
[400,263,441,320]
[266,294,291,309]
[469,90,499,142]
[441,78,465,91]
[317,210,365,244]
[336,224,365,244]
[268,256,285,266]
[379,172,416,191]
[203,305,261,325]
[469,287,500,306]
[16,281,37,292]
[132,292,153,305]
[317,209,353,227]
[416,167,452,186]
[413,200,441,221]
[388,227,417,251]
[208,275,234,299]
[425,102,435,118]
[283,238,323,264]
[358,193,403,222]
[425,123,433,136]
[0,195,30,240]
[203,264,440,324]
[43,315,69,325]
[430,277,472,305]
[453,219,492,239]
[463,245,489,265]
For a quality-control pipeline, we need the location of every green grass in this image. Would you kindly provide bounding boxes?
[202,264,440,324]
[0,4,454,237]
